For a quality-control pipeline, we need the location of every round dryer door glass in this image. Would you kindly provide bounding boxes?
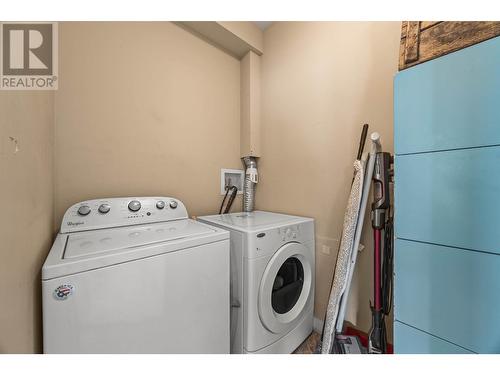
[271,257,304,314]
[258,242,314,334]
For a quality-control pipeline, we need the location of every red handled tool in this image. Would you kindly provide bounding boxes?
[368,152,393,354]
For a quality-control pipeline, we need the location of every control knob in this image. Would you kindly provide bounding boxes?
[77,205,91,216]
[156,200,165,209]
[128,200,141,212]
[98,203,111,214]
[169,201,178,209]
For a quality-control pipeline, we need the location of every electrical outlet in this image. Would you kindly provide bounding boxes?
[316,235,340,257]
[321,245,331,255]
[220,169,244,195]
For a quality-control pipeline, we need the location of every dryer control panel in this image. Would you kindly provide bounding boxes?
[248,221,315,259]
[60,197,188,233]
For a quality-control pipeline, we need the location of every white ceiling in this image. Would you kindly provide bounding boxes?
[253,21,274,31]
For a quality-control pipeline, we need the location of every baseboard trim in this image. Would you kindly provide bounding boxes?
[313,317,324,333]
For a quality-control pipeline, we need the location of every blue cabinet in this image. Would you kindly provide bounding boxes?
[394,322,474,354]
[395,240,500,353]
[396,146,500,254]
[394,37,500,155]
[394,36,500,354]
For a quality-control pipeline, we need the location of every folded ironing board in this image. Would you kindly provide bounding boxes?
[320,133,381,354]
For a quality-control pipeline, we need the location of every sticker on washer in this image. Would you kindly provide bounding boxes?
[53,284,74,300]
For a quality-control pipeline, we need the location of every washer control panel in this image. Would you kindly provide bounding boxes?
[60,197,188,233]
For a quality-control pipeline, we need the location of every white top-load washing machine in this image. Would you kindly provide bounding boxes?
[42,197,230,353]
[198,211,315,354]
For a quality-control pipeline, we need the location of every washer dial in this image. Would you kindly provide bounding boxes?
[77,205,91,216]
[128,200,141,212]
[98,203,111,214]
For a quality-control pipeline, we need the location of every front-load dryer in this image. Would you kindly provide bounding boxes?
[198,211,315,354]
[42,197,230,353]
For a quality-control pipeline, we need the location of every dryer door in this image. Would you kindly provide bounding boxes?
[258,242,314,334]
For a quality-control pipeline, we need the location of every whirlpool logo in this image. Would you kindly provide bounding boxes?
[67,221,84,226]
[53,284,74,301]
[0,22,58,90]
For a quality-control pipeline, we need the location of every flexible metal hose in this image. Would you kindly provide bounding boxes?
[242,156,257,212]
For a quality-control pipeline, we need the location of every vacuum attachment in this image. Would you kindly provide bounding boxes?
[371,152,392,229]
[334,335,367,354]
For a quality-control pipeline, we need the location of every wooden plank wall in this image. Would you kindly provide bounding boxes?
[399,21,500,70]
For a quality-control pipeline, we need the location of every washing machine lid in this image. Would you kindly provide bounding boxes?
[64,219,214,259]
[42,219,228,280]
[198,211,312,233]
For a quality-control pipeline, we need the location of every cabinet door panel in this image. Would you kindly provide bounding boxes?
[395,239,500,353]
[395,321,473,354]
[394,321,473,354]
[395,36,500,155]
[395,146,500,254]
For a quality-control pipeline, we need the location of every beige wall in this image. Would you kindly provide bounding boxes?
[0,92,54,353]
[258,22,400,337]
[0,21,400,353]
[1,21,241,354]
[54,22,241,226]
[240,51,261,157]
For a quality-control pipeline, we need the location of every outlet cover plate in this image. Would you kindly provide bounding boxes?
[221,168,244,195]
